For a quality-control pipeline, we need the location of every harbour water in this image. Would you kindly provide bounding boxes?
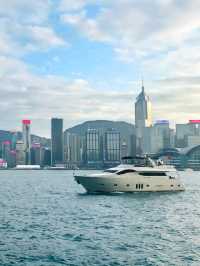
[0,170,200,266]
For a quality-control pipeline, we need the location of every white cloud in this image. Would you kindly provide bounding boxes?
[26,26,67,49]
[0,0,199,136]
[0,2,67,56]
[59,0,104,12]
[1,55,200,136]
[61,0,200,75]
[0,0,51,23]
[59,0,90,11]
[61,11,111,42]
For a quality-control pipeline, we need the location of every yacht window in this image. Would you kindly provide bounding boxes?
[117,169,136,175]
[126,184,130,187]
[136,184,144,189]
[114,184,118,186]
[139,172,166,176]
[104,170,118,173]
[146,184,150,187]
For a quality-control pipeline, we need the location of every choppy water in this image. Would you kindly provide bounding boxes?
[0,170,200,266]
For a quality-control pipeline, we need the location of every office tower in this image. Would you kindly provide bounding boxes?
[22,120,31,165]
[176,123,191,148]
[8,150,16,168]
[135,84,152,154]
[31,143,41,165]
[130,134,137,156]
[176,120,200,148]
[64,132,83,166]
[10,131,18,150]
[121,141,128,158]
[188,120,200,135]
[51,118,63,166]
[104,130,120,163]
[2,141,11,164]
[16,141,25,165]
[141,120,173,154]
[42,148,51,166]
[153,120,171,150]
[86,129,102,166]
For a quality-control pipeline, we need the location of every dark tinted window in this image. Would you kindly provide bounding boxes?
[139,172,166,176]
[104,170,118,173]
[117,169,136,175]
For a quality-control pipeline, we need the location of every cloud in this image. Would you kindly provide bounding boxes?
[0,0,200,137]
[61,11,111,42]
[59,0,91,11]
[60,0,200,74]
[1,55,200,136]
[0,2,67,56]
[0,0,51,23]
[25,26,67,50]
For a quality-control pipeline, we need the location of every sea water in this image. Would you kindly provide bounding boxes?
[0,170,199,266]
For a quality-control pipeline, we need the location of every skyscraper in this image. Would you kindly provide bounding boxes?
[64,132,83,166]
[104,130,120,164]
[22,119,31,165]
[31,143,41,165]
[2,141,11,164]
[135,84,152,154]
[85,129,102,167]
[51,118,63,166]
[16,140,25,165]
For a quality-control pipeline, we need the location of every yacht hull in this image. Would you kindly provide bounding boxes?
[74,174,185,193]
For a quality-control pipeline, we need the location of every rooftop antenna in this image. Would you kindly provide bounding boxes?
[141,74,144,93]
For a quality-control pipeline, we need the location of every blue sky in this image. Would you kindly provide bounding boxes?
[0,0,200,136]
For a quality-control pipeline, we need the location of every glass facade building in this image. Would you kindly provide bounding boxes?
[104,131,120,162]
[86,129,101,164]
[51,118,63,166]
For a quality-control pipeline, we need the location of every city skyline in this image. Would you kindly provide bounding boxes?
[1,1,200,136]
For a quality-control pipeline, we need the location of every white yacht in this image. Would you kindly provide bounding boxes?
[74,156,185,193]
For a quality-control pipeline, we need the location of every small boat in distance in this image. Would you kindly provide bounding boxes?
[74,156,185,193]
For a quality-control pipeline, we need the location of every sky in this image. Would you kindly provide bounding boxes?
[1,0,200,137]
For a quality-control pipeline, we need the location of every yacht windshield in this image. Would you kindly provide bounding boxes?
[104,169,118,173]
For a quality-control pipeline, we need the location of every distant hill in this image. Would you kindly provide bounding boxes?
[65,120,135,140]
[0,130,50,148]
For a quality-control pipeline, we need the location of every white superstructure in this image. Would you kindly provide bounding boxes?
[74,157,185,193]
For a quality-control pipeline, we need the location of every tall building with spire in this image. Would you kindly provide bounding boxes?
[135,83,152,154]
